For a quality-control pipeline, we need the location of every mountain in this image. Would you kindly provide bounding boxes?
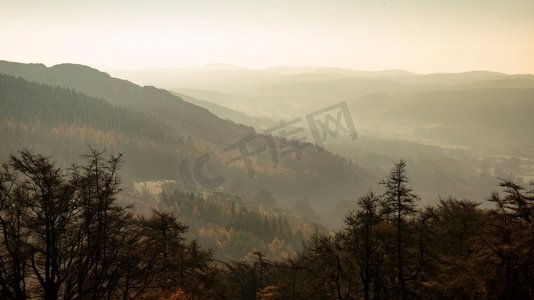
[124,64,534,152]
[0,60,248,145]
[358,88,534,150]
[0,61,374,217]
[115,66,534,122]
[0,73,183,179]
[173,91,277,129]
[110,65,534,204]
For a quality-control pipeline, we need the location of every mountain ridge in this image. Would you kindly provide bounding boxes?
[0,60,374,216]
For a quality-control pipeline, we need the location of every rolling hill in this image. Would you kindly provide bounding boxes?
[0,61,374,216]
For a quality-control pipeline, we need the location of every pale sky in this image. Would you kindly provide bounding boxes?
[1,0,533,74]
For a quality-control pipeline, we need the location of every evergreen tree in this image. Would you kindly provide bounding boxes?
[380,160,418,300]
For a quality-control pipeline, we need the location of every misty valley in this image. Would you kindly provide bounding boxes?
[0,60,532,299]
[1,2,534,298]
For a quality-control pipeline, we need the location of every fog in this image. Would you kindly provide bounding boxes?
[1,1,533,298]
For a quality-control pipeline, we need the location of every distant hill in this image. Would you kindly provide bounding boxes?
[173,91,277,129]
[0,60,249,145]
[0,61,374,215]
[111,65,534,205]
[0,73,184,179]
[365,88,534,149]
[115,65,534,122]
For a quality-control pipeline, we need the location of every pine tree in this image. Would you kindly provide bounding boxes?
[380,160,418,300]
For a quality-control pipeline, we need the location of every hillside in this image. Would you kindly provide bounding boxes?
[111,66,534,204]
[0,74,184,179]
[356,88,534,150]
[0,61,374,217]
[173,91,277,129]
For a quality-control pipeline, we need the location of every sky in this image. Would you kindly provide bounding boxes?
[1,0,533,74]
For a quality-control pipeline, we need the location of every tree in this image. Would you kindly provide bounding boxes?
[484,179,534,299]
[341,192,384,300]
[418,198,486,298]
[8,150,77,300]
[0,149,128,300]
[65,149,127,300]
[0,161,28,300]
[380,160,418,300]
[0,150,220,300]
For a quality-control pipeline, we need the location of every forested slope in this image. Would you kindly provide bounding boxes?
[0,61,374,214]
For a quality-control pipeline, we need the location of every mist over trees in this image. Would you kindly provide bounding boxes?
[0,60,532,299]
[0,151,532,299]
[1,0,533,298]
[0,68,373,217]
[0,150,219,299]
